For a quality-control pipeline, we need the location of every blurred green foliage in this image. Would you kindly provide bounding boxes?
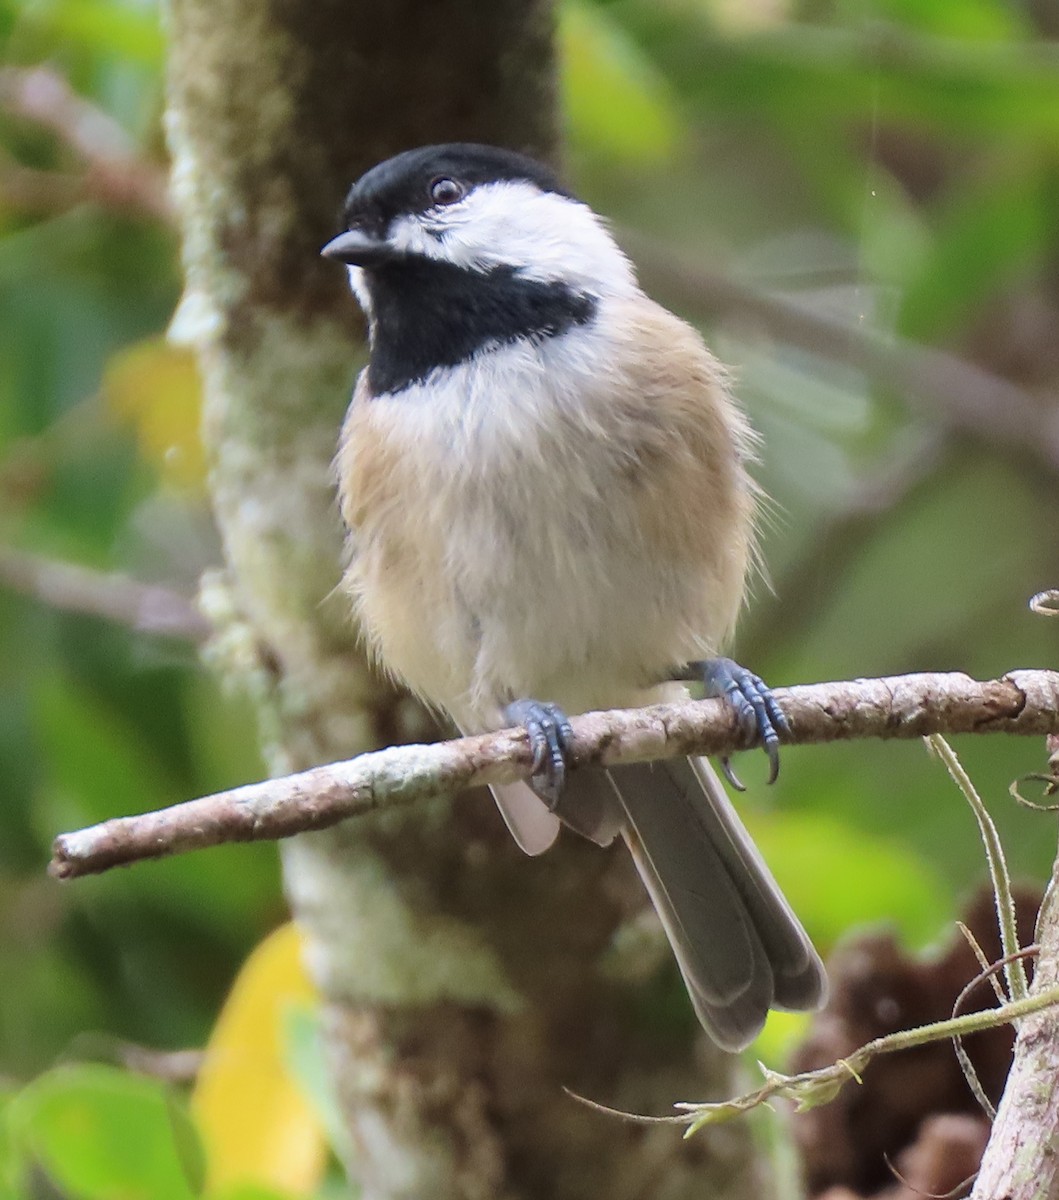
[1,0,1058,1191]
[4,1064,204,1199]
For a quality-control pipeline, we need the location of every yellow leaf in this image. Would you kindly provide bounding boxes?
[191,923,327,1197]
[104,338,207,489]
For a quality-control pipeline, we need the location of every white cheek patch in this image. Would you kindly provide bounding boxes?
[347,266,371,311]
[387,181,638,297]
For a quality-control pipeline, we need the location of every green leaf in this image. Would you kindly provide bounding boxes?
[743,808,952,949]
[614,8,1059,141]
[7,1064,203,1200]
[167,1089,208,1199]
[20,0,164,65]
[561,1,684,163]
[31,667,181,834]
[899,163,1044,339]
[835,0,1028,42]
[31,666,280,944]
[213,1185,299,1200]
[0,1084,24,1198]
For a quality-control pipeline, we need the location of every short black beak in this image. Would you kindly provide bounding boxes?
[320,228,397,267]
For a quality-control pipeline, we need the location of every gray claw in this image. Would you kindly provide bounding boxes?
[505,699,574,807]
[719,756,747,792]
[695,656,788,785]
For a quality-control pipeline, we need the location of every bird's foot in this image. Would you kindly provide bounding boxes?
[504,699,574,807]
[679,657,789,790]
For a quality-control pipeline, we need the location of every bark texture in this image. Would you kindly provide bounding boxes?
[971,865,1059,1200]
[164,2,767,1197]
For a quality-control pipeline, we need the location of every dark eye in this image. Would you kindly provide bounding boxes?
[430,177,465,206]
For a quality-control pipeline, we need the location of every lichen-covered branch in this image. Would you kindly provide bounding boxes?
[50,669,1059,878]
[970,858,1059,1199]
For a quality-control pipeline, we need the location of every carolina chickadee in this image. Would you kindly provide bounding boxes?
[322,143,827,1050]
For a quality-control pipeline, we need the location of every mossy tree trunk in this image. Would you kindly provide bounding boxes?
[165,1,771,1195]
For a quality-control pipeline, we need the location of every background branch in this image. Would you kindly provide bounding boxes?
[51,669,1059,879]
[625,230,1059,475]
[0,65,171,220]
[0,545,209,642]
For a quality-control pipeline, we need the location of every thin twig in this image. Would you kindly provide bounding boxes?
[950,946,1040,1121]
[1011,776,1059,807]
[883,1151,978,1200]
[953,924,1005,1120]
[678,985,1059,1135]
[0,545,209,642]
[1030,590,1059,617]
[49,669,1059,879]
[928,734,1031,1002]
[567,984,1059,1133]
[0,157,89,213]
[957,922,1009,1007]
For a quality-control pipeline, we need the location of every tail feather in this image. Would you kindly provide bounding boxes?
[609,757,826,1050]
[682,757,826,1011]
[491,769,625,855]
[490,781,561,856]
[490,749,828,1049]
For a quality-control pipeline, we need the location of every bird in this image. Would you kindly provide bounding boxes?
[322,142,827,1050]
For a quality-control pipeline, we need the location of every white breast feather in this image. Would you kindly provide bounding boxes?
[347,306,745,729]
